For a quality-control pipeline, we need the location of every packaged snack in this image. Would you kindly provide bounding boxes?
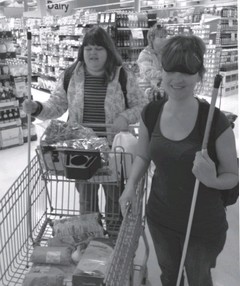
[53,213,104,244]
[72,238,114,285]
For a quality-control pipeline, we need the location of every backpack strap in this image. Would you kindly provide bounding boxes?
[63,61,78,93]
[197,99,220,164]
[119,67,129,109]
[144,99,167,139]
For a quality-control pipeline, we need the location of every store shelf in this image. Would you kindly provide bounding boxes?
[117,27,149,30]
[0,100,19,109]
[0,118,21,129]
[31,84,52,94]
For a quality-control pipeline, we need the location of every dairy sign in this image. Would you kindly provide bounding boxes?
[47,0,79,16]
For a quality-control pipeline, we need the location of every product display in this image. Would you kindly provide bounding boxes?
[218,7,238,96]
[0,30,23,148]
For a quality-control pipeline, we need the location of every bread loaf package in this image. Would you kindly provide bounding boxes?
[30,246,72,265]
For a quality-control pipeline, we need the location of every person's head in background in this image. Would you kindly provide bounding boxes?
[147,23,168,55]
[161,34,206,100]
[78,26,122,81]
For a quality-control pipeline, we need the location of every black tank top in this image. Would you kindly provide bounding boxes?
[145,100,230,238]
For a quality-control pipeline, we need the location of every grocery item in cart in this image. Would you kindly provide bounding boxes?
[53,213,104,245]
[22,264,65,286]
[47,234,76,249]
[38,120,110,175]
[40,120,110,152]
[41,119,96,145]
[72,238,114,286]
[30,246,73,265]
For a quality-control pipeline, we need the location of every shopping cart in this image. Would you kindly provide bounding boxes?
[104,176,150,286]
[0,123,149,286]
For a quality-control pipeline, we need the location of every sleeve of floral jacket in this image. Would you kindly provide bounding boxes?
[36,72,69,121]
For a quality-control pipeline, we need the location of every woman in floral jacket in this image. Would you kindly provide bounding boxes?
[23,26,146,236]
[24,27,145,133]
[137,23,168,101]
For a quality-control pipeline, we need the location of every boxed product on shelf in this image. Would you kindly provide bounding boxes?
[0,125,23,149]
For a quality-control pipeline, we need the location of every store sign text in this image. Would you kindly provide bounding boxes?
[47,1,69,13]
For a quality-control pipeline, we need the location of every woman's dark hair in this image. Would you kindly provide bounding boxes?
[161,35,206,79]
[78,26,122,82]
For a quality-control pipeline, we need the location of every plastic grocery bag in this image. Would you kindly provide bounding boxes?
[109,131,138,180]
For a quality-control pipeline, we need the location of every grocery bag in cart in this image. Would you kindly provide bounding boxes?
[109,131,138,179]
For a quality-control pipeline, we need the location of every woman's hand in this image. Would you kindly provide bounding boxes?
[22,99,38,114]
[192,149,218,188]
[112,115,128,133]
[119,186,137,217]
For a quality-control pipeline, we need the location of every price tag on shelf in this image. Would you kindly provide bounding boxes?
[131,28,144,39]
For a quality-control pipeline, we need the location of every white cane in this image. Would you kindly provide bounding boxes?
[27,31,33,267]
[176,74,223,286]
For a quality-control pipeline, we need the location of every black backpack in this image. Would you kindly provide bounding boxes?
[63,63,129,108]
[144,99,239,208]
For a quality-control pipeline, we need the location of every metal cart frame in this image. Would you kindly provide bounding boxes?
[0,144,149,286]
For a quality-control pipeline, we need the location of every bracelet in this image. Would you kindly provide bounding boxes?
[31,101,43,117]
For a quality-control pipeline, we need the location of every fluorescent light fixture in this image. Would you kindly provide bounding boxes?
[74,1,134,10]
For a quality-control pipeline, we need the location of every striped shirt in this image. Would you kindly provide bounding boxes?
[83,70,107,133]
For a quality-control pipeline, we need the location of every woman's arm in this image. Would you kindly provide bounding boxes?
[119,117,151,216]
[36,73,69,121]
[193,126,238,189]
[214,126,238,188]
